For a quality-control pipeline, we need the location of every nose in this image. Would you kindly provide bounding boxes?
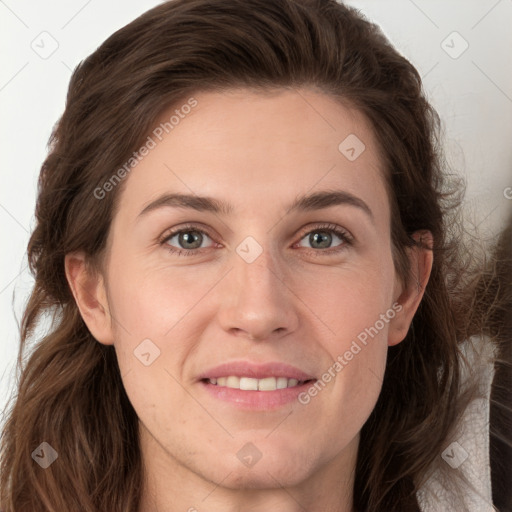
[217,245,299,342]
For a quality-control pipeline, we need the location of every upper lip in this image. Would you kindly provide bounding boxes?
[198,361,316,381]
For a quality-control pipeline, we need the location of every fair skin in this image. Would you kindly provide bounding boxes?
[65,88,432,512]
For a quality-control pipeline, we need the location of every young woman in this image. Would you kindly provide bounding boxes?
[1,1,507,510]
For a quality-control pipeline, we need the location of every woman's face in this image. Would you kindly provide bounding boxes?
[75,88,418,494]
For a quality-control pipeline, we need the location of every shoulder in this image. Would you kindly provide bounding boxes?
[416,335,498,512]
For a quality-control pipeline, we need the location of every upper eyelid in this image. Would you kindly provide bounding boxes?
[159,224,215,243]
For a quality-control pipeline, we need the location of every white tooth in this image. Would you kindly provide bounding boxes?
[276,377,288,389]
[213,376,302,390]
[226,376,240,389]
[240,377,258,390]
[258,377,277,391]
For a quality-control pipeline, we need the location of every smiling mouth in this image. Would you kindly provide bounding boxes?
[202,376,315,391]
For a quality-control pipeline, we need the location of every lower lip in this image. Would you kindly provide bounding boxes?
[199,379,316,409]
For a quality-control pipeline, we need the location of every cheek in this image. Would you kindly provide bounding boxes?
[107,255,215,338]
[300,258,395,427]
[105,261,224,407]
[316,258,397,347]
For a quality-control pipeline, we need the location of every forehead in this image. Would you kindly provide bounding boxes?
[114,88,389,223]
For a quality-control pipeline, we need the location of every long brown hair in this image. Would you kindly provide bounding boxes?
[0,0,499,510]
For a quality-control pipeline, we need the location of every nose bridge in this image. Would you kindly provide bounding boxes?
[233,231,282,288]
[234,239,286,310]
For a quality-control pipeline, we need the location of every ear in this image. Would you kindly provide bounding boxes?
[64,251,115,346]
[388,230,433,347]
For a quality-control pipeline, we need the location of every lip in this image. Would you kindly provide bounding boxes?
[197,361,316,381]
[197,361,317,410]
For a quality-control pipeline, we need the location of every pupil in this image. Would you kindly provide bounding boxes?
[180,231,201,249]
[311,231,331,249]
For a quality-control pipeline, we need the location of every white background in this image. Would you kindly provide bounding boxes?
[1,0,511,425]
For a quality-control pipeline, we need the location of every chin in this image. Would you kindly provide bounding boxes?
[200,453,313,491]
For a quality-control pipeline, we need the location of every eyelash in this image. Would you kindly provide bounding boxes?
[159,223,354,257]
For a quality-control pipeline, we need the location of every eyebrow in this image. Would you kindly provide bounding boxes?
[137,189,373,220]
